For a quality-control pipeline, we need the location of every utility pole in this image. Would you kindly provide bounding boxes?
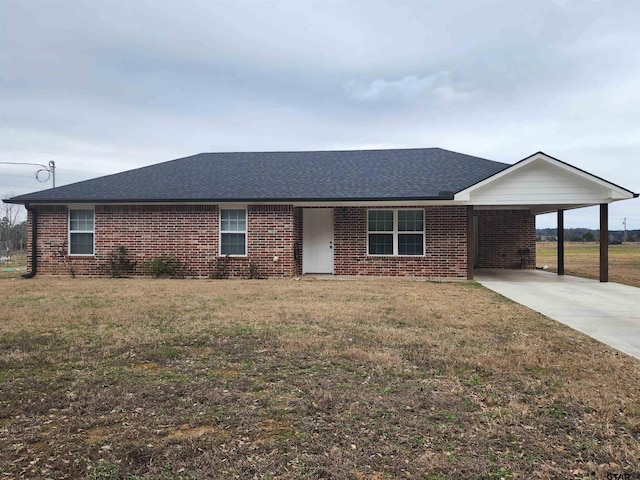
[623,218,627,243]
[49,160,56,188]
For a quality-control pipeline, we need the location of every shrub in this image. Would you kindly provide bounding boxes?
[54,242,76,278]
[248,260,262,279]
[210,255,230,279]
[101,246,136,278]
[142,255,185,278]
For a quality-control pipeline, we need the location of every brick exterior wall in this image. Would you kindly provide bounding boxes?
[333,206,469,278]
[100,204,218,276]
[476,210,536,269]
[27,206,70,275]
[28,204,298,278]
[25,203,535,278]
[246,205,297,278]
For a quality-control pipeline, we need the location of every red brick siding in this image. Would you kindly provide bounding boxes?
[333,206,469,278]
[27,206,69,274]
[100,204,218,276]
[29,204,298,277]
[26,204,535,278]
[245,205,297,278]
[28,205,218,276]
[476,210,536,269]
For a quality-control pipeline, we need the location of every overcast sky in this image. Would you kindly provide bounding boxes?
[1,0,639,229]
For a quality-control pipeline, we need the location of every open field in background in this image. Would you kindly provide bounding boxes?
[536,242,640,288]
[1,278,639,479]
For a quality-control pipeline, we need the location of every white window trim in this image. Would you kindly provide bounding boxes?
[68,208,95,256]
[219,207,248,257]
[367,208,425,257]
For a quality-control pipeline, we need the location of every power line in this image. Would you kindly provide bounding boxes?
[0,173,38,179]
[0,146,111,171]
[0,161,56,187]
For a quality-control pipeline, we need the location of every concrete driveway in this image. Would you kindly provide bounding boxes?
[476,270,640,360]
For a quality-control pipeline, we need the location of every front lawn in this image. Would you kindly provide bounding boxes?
[1,278,639,479]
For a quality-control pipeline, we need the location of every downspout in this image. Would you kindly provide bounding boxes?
[22,204,37,278]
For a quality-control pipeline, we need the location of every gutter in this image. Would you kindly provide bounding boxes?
[22,204,37,278]
[4,194,457,204]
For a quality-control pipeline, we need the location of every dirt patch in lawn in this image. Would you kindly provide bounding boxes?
[1,277,639,479]
[166,424,227,441]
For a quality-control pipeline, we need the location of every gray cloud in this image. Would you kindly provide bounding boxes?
[1,0,639,228]
[343,71,477,105]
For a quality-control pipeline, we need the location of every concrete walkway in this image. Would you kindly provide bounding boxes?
[476,270,640,360]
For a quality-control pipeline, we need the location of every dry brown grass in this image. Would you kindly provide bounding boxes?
[537,242,640,287]
[1,277,639,479]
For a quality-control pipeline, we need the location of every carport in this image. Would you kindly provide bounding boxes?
[457,152,639,282]
[476,269,640,360]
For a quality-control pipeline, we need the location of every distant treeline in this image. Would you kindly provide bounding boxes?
[536,228,640,243]
[1,219,27,252]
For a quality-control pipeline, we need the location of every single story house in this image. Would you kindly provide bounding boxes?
[5,148,638,280]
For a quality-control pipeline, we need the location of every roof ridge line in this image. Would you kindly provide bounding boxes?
[198,147,442,155]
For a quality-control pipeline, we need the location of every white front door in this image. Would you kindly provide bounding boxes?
[303,208,334,274]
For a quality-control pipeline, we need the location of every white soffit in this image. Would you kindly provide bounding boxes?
[455,153,635,205]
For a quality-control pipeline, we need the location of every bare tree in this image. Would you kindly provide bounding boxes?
[1,194,27,253]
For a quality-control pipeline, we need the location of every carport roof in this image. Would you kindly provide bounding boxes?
[455,151,638,214]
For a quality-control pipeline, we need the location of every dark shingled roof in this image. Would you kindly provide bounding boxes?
[7,148,510,204]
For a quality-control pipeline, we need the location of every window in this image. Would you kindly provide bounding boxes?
[368,210,393,255]
[220,209,247,255]
[69,209,94,255]
[368,209,424,256]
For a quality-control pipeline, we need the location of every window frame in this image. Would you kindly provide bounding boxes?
[219,207,248,257]
[367,208,425,257]
[68,208,95,256]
